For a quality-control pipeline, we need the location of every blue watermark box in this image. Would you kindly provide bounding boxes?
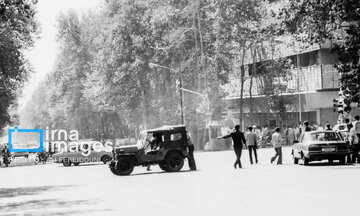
[8,126,43,152]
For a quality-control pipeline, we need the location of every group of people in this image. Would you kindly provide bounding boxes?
[217,115,360,168]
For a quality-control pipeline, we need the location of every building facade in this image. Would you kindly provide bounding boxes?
[222,43,360,129]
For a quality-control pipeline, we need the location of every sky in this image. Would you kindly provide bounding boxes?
[20,0,102,109]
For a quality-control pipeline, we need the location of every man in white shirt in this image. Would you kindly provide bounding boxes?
[271,127,283,165]
[245,126,258,164]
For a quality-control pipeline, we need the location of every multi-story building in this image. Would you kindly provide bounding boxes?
[221,40,360,129]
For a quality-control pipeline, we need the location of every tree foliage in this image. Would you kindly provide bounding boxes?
[20,0,295,147]
[282,0,360,96]
[0,0,38,131]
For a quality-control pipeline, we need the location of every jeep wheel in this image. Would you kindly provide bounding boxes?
[115,158,134,175]
[165,152,184,172]
[62,159,72,167]
[159,162,167,171]
[109,161,120,176]
[101,155,112,164]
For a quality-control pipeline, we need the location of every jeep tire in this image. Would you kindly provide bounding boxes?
[101,155,112,164]
[115,158,134,175]
[62,158,72,167]
[159,161,168,171]
[165,152,184,172]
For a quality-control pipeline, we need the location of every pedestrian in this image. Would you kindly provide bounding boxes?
[317,123,324,131]
[283,125,288,145]
[303,121,311,132]
[348,123,359,163]
[287,125,296,145]
[261,125,269,148]
[325,123,332,131]
[271,127,283,165]
[218,125,247,169]
[186,130,197,171]
[295,123,302,141]
[245,126,258,164]
[254,125,262,142]
[353,115,360,138]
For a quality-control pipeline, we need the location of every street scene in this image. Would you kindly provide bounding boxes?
[1,0,360,215]
[2,148,360,216]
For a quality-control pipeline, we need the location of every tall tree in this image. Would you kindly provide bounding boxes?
[0,0,38,131]
[282,0,360,99]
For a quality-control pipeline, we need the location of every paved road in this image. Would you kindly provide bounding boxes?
[1,147,360,216]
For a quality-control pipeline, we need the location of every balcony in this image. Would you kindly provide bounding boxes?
[224,64,340,98]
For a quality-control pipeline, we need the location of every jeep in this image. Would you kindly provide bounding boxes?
[109,125,193,175]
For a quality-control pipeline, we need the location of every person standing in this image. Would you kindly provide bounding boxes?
[303,121,311,132]
[261,125,269,148]
[271,127,283,165]
[245,126,258,164]
[186,130,197,171]
[317,123,324,131]
[218,125,247,169]
[347,123,359,163]
[352,116,360,162]
[287,125,296,146]
[325,123,332,131]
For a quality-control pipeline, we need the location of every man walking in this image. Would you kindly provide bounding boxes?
[352,116,360,163]
[218,125,247,169]
[271,127,283,165]
[246,126,258,164]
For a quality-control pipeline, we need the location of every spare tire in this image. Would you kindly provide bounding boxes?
[115,158,134,175]
[165,152,184,172]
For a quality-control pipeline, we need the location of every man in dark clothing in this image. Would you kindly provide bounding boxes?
[304,121,311,132]
[218,125,247,169]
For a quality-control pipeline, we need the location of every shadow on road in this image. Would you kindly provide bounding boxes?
[0,185,76,199]
[128,169,197,177]
[56,163,105,168]
[0,185,113,215]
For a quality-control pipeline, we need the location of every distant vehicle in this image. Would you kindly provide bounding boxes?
[9,143,30,158]
[291,131,350,165]
[52,139,113,167]
[109,125,193,176]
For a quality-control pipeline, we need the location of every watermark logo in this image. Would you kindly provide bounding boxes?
[8,126,43,153]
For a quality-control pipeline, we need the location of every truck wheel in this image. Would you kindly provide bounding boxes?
[73,162,80,166]
[101,155,112,164]
[63,159,72,167]
[165,152,184,172]
[159,162,168,171]
[115,158,134,175]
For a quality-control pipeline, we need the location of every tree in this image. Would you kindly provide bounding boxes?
[0,0,38,131]
[282,0,360,100]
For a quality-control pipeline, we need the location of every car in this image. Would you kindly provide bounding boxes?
[109,125,193,176]
[9,143,30,158]
[52,139,113,166]
[291,131,350,165]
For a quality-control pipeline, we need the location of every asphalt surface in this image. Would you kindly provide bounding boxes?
[1,147,360,216]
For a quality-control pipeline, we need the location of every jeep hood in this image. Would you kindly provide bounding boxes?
[115,144,139,154]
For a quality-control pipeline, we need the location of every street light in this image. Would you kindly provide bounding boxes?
[149,63,185,125]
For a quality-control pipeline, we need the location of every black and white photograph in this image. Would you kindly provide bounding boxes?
[1,0,360,215]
